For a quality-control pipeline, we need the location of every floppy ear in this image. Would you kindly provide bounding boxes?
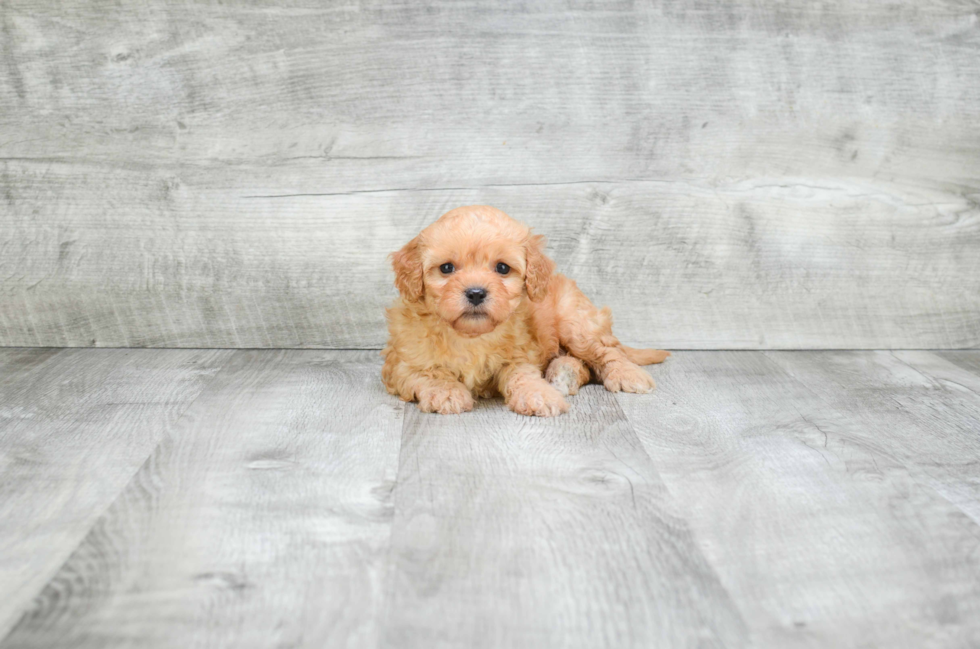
[390,236,424,302]
[524,233,555,302]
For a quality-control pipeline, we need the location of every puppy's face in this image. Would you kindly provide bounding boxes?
[391,206,554,337]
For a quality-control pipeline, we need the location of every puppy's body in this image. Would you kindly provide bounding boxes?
[382,206,669,416]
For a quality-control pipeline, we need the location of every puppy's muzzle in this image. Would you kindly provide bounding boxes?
[464,287,488,306]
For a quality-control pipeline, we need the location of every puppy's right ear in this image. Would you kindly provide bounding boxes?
[390,236,424,302]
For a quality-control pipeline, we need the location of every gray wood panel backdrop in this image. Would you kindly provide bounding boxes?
[1,0,978,349]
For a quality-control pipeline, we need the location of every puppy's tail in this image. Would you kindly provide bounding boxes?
[622,346,671,365]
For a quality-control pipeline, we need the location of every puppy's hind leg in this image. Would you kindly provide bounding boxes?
[545,355,590,396]
[622,347,671,365]
[551,277,661,394]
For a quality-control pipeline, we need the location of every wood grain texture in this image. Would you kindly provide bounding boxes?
[618,351,980,648]
[0,347,229,640]
[936,351,980,377]
[382,387,748,648]
[1,351,403,649]
[768,350,980,527]
[2,0,979,349]
[1,349,979,647]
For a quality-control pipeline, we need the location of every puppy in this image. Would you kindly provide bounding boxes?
[382,206,670,416]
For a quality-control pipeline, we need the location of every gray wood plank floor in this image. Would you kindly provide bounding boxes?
[1,349,979,648]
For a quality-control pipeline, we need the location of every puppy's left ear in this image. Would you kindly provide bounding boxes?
[524,233,555,302]
[391,236,424,302]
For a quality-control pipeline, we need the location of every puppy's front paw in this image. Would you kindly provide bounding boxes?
[507,383,569,417]
[417,384,474,414]
[602,362,655,394]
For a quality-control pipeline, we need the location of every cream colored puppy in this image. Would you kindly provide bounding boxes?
[382,206,669,416]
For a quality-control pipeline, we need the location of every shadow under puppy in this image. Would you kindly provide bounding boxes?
[382,205,670,416]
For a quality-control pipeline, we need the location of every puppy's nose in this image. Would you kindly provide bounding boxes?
[464,287,488,306]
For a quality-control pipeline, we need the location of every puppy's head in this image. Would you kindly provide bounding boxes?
[390,206,554,337]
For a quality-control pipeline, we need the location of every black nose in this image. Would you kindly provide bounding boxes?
[464,287,487,305]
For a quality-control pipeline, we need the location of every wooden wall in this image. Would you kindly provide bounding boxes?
[1,0,978,349]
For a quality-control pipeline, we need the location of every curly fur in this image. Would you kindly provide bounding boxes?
[382,205,670,417]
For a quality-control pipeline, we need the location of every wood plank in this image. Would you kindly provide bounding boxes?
[888,351,980,524]
[0,347,230,640]
[770,350,980,525]
[1,164,977,349]
[617,351,980,648]
[0,350,403,649]
[3,2,976,182]
[381,386,748,648]
[1,0,979,349]
[935,351,980,377]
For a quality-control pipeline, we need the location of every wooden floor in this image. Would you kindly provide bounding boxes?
[1,349,979,648]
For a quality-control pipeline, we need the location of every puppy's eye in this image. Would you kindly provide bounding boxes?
[495,262,511,275]
[439,262,455,274]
